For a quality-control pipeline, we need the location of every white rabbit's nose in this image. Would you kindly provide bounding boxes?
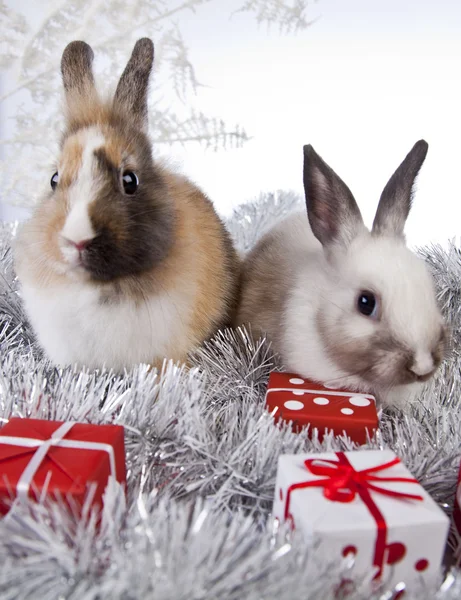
[409,353,434,378]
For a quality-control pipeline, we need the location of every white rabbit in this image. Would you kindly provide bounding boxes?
[235,141,447,407]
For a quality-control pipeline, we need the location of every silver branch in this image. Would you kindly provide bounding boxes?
[0,0,313,207]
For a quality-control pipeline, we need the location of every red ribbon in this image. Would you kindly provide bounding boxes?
[284,452,423,578]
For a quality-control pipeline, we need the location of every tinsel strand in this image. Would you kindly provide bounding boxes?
[0,192,460,599]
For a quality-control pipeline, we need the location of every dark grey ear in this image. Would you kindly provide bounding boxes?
[372,140,428,238]
[61,40,96,101]
[303,145,364,248]
[113,38,154,128]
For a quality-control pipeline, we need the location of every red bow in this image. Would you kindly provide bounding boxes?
[284,452,423,578]
[301,456,423,504]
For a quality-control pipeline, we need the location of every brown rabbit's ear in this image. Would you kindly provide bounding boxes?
[61,41,98,117]
[372,140,428,238]
[303,145,364,249]
[113,38,154,129]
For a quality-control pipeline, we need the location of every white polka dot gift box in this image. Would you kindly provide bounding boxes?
[265,372,378,444]
[273,450,450,592]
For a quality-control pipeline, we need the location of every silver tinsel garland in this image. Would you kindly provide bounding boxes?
[0,192,461,599]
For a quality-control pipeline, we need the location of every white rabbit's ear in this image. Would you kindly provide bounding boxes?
[372,140,428,238]
[303,145,364,248]
[61,41,98,115]
[113,38,154,130]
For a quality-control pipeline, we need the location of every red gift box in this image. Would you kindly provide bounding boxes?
[265,372,379,444]
[0,418,126,515]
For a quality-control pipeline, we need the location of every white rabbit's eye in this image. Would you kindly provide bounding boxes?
[122,171,139,195]
[50,172,59,190]
[357,291,378,318]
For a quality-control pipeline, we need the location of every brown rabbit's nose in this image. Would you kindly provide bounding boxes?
[63,237,92,252]
[74,240,91,252]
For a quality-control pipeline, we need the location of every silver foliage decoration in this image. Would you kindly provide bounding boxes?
[0,0,313,206]
[0,191,460,598]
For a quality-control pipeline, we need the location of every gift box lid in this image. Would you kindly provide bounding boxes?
[267,372,376,400]
[277,450,449,533]
[0,418,126,495]
[266,372,379,443]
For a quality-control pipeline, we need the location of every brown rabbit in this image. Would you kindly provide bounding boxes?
[15,38,239,371]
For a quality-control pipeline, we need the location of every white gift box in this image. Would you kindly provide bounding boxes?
[273,450,449,590]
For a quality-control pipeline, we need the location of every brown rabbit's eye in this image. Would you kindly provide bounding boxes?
[50,172,59,190]
[357,291,378,318]
[122,171,138,195]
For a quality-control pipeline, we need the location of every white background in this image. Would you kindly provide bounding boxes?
[1,0,461,248]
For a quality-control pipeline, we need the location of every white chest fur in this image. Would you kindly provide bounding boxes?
[20,281,189,371]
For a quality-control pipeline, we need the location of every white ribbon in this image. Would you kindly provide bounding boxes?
[0,421,117,502]
[265,387,376,401]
